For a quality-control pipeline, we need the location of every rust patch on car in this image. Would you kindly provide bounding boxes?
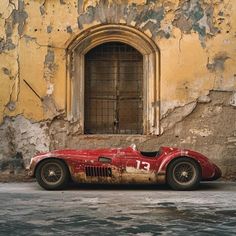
[121,167,158,184]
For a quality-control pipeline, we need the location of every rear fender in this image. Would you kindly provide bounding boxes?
[158,150,204,175]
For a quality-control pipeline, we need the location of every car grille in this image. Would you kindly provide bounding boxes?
[85,166,112,177]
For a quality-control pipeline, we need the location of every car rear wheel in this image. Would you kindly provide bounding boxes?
[167,157,201,190]
[35,159,69,190]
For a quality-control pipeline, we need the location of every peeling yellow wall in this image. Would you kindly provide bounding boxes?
[0,0,236,178]
[0,0,235,124]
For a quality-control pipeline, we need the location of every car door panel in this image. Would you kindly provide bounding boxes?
[120,151,158,184]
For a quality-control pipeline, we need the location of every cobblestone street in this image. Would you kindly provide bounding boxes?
[0,182,235,235]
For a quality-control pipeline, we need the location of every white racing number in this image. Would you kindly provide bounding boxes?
[136,160,150,171]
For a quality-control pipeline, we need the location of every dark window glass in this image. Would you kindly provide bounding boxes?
[85,42,143,134]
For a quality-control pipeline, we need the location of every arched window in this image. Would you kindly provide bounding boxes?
[84,42,143,134]
[67,25,160,135]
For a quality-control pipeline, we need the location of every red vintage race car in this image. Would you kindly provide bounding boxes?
[28,144,221,190]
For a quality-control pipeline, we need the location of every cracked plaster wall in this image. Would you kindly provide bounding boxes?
[0,0,236,177]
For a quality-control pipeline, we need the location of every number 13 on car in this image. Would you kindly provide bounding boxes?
[136,160,150,171]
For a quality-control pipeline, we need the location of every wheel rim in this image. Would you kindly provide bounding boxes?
[41,162,63,186]
[173,161,197,185]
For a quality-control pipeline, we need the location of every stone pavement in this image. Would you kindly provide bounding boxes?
[0,182,235,236]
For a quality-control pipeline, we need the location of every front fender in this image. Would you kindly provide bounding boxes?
[28,154,69,177]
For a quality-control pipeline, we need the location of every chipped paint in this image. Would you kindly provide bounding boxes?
[12,0,28,36]
[189,128,213,137]
[229,92,236,107]
[173,1,221,45]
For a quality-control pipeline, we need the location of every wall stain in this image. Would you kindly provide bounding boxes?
[11,0,28,36]
[43,47,60,118]
[66,25,73,33]
[0,37,16,53]
[2,67,10,76]
[47,25,53,33]
[39,4,46,16]
[207,52,230,72]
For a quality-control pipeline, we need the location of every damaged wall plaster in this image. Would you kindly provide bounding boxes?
[0,0,236,178]
[0,115,49,173]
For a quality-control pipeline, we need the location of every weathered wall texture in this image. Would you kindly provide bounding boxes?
[0,0,235,178]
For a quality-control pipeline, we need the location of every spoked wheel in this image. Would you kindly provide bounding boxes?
[35,159,69,190]
[167,157,201,190]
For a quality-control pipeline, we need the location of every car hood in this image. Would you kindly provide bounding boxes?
[33,148,119,158]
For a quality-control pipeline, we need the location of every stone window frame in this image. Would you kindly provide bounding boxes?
[66,24,160,135]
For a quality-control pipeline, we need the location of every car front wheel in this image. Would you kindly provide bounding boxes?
[35,159,69,190]
[167,157,201,190]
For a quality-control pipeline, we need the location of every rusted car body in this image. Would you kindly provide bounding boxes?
[29,145,221,190]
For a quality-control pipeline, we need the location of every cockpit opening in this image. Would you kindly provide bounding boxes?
[130,144,161,158]
[140,151,160,158]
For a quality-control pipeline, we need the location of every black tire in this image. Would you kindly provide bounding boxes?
[35,159,69,190]
[167,157,201,190]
